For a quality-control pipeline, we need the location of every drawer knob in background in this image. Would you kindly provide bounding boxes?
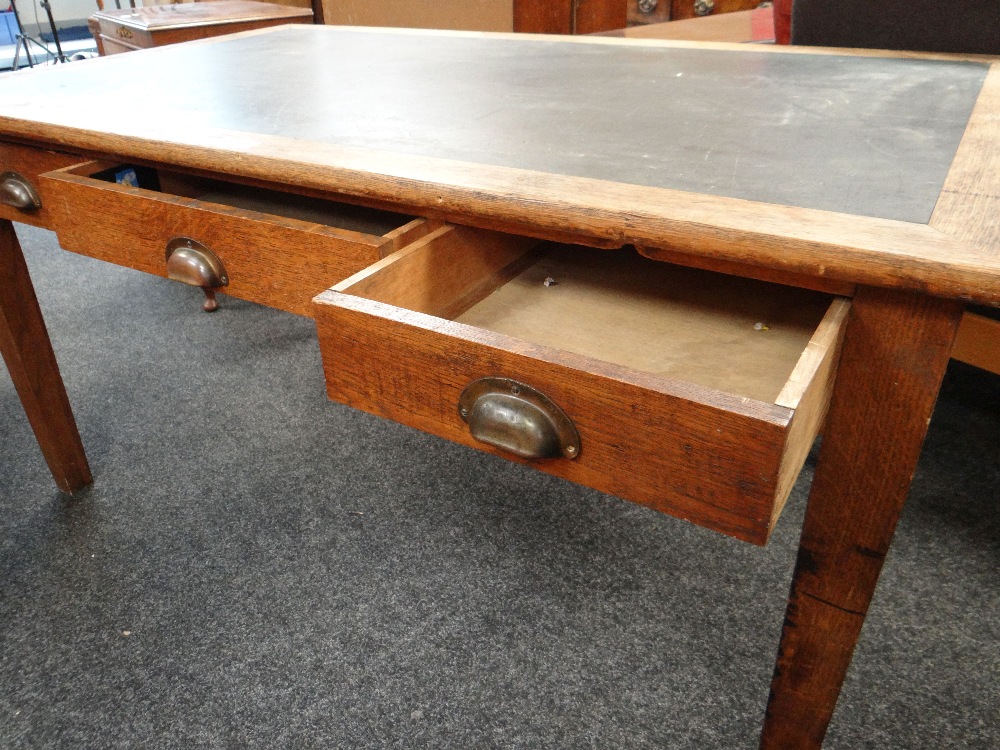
[0,171,42,212]
[165,237,229,312]
[458,377,580,460]
[693,0,716,16]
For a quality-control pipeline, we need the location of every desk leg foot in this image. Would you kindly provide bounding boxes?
[0,219,92,494]
[759,287,963,749]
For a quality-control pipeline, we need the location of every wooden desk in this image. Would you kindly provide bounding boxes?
[0,26,997,748]
[90,0,312,55]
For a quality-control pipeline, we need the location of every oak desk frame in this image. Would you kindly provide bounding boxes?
[1,26,999,749]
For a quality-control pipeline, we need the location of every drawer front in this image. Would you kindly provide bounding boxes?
[628,0,760,25]
[98,35,144,55]
[40,163,435,316]
[314,228,849,545]
[0,142,82,228]
[627,0,671,26]
[671,0,760,21]
[97,22,153,51]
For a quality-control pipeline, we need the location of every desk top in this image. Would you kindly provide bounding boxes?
[1,26,999,304]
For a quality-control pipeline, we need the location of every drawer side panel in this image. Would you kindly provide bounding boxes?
[772,298,851,526]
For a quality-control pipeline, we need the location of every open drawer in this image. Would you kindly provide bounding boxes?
[0,141,82,228]
[40,162,438,315]
[313,227,851,545]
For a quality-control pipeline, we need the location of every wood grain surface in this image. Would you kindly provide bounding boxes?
[316,290,793,544]
[0,220,91,494]
[931,64,1000,259]
[951,311,1000,374]
[6,123,996,306]
[321,0,513,32]
[41,164,418,316]
[92,1,311,55]
[5,29,983,223]
[514,0,626,34]
[635,244,856,296]
[317,239,847,544]
[0,24,989,748]
[770,298,849,528]
[1,27,997,305]
[0,27,1000,304]
[0,142,84,228]
[760,287,964,749]
[453,246,831,402]
[334,224,541,319]
[669,0,760,22]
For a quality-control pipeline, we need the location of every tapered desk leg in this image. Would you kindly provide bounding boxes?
[0,219,92,493]
[760,286,963,749]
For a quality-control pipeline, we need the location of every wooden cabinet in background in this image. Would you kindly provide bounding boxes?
[628,0,764,26]
[513,0,627,34]
[321,0,626,35]
[91,0,312,56]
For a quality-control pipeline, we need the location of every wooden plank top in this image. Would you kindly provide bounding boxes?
[91,1,312,31]
[1,25,999,304]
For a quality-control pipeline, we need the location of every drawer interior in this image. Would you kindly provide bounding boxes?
[338,234,839,407]
[86,163,418,242]
[452,246,831,403]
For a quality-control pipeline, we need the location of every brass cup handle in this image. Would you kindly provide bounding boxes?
[0,171,42,212]
[458,377,580,460]
[165,237,229,312]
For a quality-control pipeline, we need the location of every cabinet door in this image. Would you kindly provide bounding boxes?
[514,0,627,34]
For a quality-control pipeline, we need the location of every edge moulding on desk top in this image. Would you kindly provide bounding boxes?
[1,26,999,305]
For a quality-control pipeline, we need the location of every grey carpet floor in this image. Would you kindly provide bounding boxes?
[1,224,997,749]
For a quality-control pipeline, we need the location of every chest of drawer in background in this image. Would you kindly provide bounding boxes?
[323,0,626,35]
[40,162,438,316]
[314,231,851,545]
[90,0,313,56]
[628,0,763,25]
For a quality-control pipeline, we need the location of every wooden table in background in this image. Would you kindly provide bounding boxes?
[89,0,312,55]
[614,6,773,42]
[1,26,998,749]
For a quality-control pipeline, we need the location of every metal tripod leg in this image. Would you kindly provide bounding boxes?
[11,35,36,70]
